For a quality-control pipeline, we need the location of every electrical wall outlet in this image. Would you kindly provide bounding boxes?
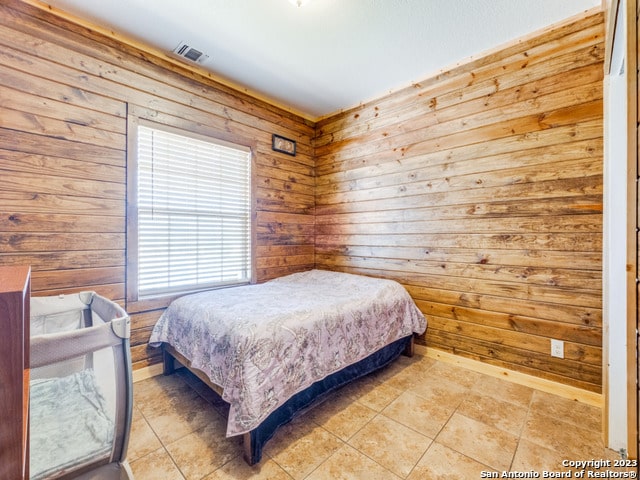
[551,339,564,358]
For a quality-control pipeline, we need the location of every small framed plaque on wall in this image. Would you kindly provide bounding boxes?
[272,134,296,156]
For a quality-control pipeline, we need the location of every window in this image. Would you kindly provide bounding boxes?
[133,123,252,298]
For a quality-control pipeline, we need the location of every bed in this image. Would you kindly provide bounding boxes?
[149,269,426,464]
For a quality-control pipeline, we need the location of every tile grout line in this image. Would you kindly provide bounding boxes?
[433,374,489,472]
[505,385,535,473]
[132,377,200,480]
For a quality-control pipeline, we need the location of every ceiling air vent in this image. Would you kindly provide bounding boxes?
[172,42,209,64]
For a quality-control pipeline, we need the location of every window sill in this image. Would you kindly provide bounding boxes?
[126,281,252,314]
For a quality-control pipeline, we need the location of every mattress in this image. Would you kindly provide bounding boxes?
[149,269,426,436]
[30,368,114,480]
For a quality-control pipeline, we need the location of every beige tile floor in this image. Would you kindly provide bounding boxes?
[128,353,633,480]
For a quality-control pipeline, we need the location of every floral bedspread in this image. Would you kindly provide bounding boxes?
[149,269,427,436]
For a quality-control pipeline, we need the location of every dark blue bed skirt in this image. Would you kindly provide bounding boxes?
[245,334,412,464]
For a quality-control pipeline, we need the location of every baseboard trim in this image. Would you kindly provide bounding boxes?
[132,363,163,383]
[419,345,602,408]
[132,345,602,408]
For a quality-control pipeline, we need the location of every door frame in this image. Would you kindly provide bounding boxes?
[603,0,638,459]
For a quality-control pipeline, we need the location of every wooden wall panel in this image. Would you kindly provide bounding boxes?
[315,10,604,392]
[0,1,315,369]
[0,1,605,392]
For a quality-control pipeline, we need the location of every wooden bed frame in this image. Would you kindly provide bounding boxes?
[162,336,415,465]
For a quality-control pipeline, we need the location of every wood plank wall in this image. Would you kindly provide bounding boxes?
[0,1,605,391]
[315,10,604,392]
[0,0,315,370]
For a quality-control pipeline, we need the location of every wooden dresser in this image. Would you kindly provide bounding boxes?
[0,266,31,480]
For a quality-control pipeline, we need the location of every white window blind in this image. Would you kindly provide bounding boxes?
[136,125,251,297]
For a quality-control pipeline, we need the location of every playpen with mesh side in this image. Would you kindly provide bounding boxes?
[29,292,133,480]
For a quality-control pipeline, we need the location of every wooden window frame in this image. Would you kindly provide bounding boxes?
[126,113,257,313]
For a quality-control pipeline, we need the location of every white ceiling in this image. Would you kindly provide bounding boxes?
[42,0,601,120]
